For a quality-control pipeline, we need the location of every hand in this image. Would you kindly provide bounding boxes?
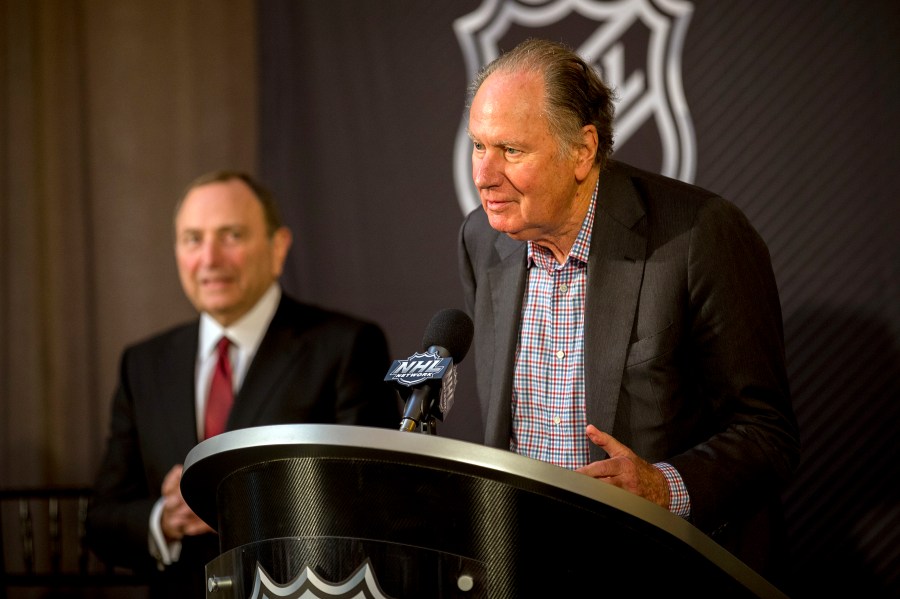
[159,465,215,541]
[575,424,670,510]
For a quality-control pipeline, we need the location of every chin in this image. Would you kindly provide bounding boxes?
[199,296,235,315]
[487,215,522,236]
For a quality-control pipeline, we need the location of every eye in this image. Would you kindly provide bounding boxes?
[223,229,243,243]
[179,231,202,246]
[472,141,485,152]
[505,146,521,156]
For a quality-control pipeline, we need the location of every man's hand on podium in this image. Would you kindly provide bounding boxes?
[576,424,671,510]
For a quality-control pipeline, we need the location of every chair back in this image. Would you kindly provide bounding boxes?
[0,487,147,597]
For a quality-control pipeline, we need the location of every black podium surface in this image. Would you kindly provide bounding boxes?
[181,424,788,598]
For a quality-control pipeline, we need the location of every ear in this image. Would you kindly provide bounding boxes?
[271,226,293,277]
[574,124,599,181]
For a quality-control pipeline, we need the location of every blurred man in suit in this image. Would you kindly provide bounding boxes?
[458,39,800,584]
[87,170,401,598]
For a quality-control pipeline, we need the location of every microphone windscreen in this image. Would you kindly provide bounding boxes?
[422,308,474,364]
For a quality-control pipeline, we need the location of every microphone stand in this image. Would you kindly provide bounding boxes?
[398,395,439,434]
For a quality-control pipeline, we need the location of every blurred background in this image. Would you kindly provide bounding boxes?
[1,1,897,597]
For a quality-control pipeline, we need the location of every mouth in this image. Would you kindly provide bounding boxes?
[199,274,233,290]
[481,193,513,212]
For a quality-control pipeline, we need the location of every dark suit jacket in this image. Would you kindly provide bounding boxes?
[458,160,800,582]
[86,291,401,598]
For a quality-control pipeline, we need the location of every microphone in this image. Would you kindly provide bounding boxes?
[385,308,474,433]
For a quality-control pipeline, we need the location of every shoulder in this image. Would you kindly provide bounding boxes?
[606,161,723,223]
[273,293,388,341]
[606,160,751,229]
[608,160,718,201]
[121,320,197,360]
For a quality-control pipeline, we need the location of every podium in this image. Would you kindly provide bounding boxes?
[181,424,787,598]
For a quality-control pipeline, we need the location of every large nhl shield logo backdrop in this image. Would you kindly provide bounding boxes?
[452,0,696,216]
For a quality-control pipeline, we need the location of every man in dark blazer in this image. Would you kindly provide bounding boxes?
[86,171,401,598]
[458,39,800,585]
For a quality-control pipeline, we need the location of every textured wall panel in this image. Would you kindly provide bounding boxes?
[260,1,899,596]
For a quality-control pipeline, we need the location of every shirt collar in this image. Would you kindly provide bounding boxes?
[199,283,282,357]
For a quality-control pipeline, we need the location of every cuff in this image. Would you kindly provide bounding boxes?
[654,461,691,518]
[149,497,182,568]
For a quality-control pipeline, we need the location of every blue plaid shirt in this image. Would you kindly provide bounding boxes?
[511,191,594,469]
[510,184,690,517]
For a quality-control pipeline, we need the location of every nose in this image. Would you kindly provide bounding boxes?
[473,150,502,189]
[198,238,222,266]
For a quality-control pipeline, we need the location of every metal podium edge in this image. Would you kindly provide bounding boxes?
[181,423,787,599]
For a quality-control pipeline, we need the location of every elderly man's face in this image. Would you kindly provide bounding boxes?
[468,70,586,247]
[174,179,291,326]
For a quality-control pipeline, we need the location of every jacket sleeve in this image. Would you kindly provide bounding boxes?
[85,349,160,572]
[667,198,800,534]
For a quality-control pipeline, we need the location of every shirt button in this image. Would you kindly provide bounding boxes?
[556,350,565,360]
[559,283,568,293]
[552,416,562,425]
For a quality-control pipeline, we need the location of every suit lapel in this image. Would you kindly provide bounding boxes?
[485,234,527,447]
[584,165,647,458]
[227,296,302,429]
[157,325,202,453]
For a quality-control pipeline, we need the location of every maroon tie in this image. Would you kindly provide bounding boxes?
[204,337,233,439]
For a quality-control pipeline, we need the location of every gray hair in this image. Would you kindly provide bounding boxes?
[468,38,616,168]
